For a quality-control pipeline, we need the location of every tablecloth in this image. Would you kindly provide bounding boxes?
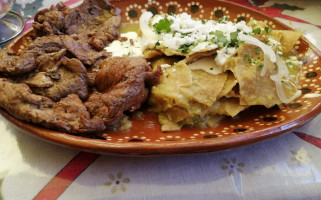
[1,0,321,199]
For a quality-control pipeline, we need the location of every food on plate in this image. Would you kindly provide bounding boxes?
[0,78,105,133]
[33,0,121,51]
[27,56,89,102]
[137,12,303,131]
[0,0,304,134]
[0,0,161,134]
[85,56,161,126]
[0,34,108,76]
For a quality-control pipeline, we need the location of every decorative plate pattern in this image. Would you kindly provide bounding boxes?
[1,0,321,155]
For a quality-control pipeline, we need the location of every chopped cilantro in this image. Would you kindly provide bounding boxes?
[255,48,261,54]
[252,28,261,35]
[244,54,252,63]
[180,32,191,37]
[202,20,207,24]
[214,30,228,46]
[257,63,263,70]
[277,51,283,56]
[218,16,229,23]
[151,41,160,50]
[193,115,200,122]
[122,52,131,57]
[286,61,292,65]
[210,67,214,70]
[230,32,238,41]
[154,18,173,33]
[228,31,239,47]
[179,43,194,53]
[264,26,271,34]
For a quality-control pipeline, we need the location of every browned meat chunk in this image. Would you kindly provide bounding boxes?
[0,35,65,75]
[33,0,121,51]
[36,49,66,73]
[0,48,36,75]
[26,72,54,88]
[32,2,67,35]
[0,35,107,76]
[0,78,105,133]
[30,35,108,66]
[60,35,108,65]
[0,78,54,125]
[85,57,162,125]
[0,0,162,134]
[26,35,65,54]
[52,94,105,133]
[29,57,88,101]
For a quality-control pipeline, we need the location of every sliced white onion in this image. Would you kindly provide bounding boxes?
[238,34,276,76]
[275,55,289,78]
[270,55,300,103]
[303,93,321,98]
[273,80,302,104]
[139,12,159,40]
[239,35,300,103]
[270,56,289,81]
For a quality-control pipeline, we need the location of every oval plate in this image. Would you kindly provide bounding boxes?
[2,0,321,155]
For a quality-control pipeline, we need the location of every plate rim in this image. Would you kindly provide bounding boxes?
[2,0,321,155]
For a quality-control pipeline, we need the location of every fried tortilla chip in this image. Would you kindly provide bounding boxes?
[149,60,228,131]
[209,97,248,117]
[180,70,227,106]
[270,30,302,55]
[158,112,183,132]
[149,61,192,112]
[226,44,282,108]
[218,72,238,98]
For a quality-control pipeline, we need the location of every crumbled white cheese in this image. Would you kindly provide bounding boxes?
[105,32,143,57]
[160,64,171,68]
[267,38,281,47]
[140,11,253,57]
[215,48,233,66]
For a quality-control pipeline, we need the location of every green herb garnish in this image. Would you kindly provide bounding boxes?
[264,26,271,34]
[257,63,263,70]
[253,28,261,35]
[154,18,173,33]
[214,30,228,46]
[218,16,229,23]
[244,54,252,63]
[193,115,201,122]
[179,43,194,53]
[151,41,160,50]
[228,31,239,47]
[122,52,131,57]
[255,48,261,54]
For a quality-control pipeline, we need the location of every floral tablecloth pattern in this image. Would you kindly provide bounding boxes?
[1,0,321,199]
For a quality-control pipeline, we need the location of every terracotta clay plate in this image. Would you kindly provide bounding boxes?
[2,0,321,155]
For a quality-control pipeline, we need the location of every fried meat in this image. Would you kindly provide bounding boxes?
[85,57,162,125]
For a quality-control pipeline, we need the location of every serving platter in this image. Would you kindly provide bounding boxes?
[2,0,321,155]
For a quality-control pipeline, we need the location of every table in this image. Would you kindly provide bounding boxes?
[1,0,321,199]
